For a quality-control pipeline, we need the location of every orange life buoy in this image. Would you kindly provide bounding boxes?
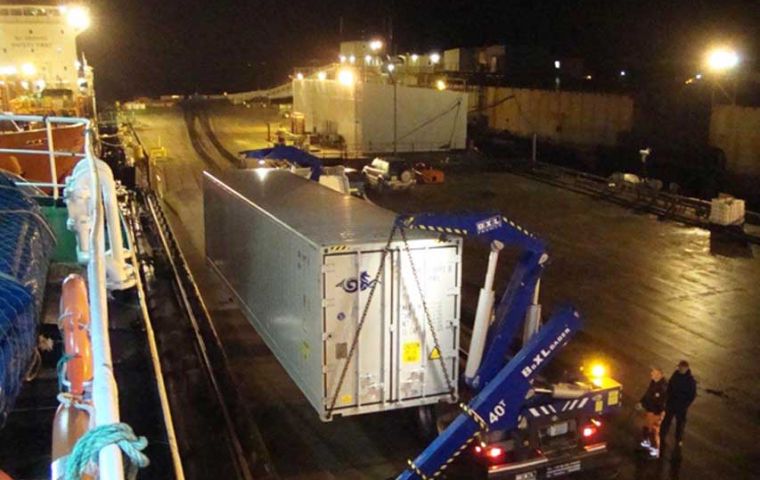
[59,274,92,396]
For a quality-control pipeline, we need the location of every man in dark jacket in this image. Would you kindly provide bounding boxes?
[660,360,697,448]
[638,367,667,458]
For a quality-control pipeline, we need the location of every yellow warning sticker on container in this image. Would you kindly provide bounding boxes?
[429,347,441,360]
[341,394,353,405]
[608,390,619,406]
[402,341,421,363]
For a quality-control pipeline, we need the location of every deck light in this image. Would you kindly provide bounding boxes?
[430,53,441,65]
[317,71,327,81]
[21,63,36,76]
[369,39,383,51]
[66,5,91,31]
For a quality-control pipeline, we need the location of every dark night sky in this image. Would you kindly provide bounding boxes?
[76,0,760,101]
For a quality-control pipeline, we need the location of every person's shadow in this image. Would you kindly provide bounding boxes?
[633,446,682,480]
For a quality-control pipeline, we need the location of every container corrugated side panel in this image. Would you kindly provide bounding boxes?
[204,172,325,414]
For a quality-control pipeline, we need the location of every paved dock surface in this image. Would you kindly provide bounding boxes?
[134,103,760,479]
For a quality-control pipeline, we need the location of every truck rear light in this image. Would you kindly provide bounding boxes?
[473,444,505,462]
[487,446,504,459]
[581,419,603,441]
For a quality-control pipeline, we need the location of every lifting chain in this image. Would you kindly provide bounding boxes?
[326,222,458,417]
[398,226,456,401]
[326,225,397,418]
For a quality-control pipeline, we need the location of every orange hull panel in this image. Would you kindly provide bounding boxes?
[0,124,85,183]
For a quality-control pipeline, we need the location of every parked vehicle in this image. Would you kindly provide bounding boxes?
[413,162,445,184]
[361,157,415,191]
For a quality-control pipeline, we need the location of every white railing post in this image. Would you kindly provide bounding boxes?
[44,117,59,200]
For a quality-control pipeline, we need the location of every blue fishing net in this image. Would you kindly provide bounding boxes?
[0,172,55,426]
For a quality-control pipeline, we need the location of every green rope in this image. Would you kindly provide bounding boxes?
[65,423,150,480]
[56,353,74,392]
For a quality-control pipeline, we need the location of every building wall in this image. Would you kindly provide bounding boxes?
[357,82,468,153]
[293,78,468,154]
[710,105,760,176]
[292,78,359,147]
[483,87,634,146]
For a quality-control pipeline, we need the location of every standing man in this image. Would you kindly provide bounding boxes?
[661,360,697,448]
[638,367,667,458]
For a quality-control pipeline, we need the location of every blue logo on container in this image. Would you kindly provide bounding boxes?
[336,271,377,293]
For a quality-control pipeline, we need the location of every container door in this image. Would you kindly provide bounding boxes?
[395,244,460,402]
[323,251,389,413]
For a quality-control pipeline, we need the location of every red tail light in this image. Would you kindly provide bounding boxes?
[473,444,505,463]
[582,426,596,438]
[487,446,504,459]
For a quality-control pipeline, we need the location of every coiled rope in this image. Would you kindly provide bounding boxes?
[64,423,150,480]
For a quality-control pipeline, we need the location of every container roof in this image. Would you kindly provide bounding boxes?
[204,169,436,247]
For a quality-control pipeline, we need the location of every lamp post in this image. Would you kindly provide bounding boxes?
[388,63,397,153]
[705,47,739,106]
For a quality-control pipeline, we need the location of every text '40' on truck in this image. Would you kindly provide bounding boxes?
[395,212,622,480]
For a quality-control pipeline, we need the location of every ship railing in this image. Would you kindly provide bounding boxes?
[0,114,88,201]
[0,114,126,480]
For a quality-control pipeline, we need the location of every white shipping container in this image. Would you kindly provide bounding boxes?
[204,170,461,420]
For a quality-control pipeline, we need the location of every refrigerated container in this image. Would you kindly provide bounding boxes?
[204,169,461,420]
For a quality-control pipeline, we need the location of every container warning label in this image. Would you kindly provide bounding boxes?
[341,394,353,405]
[402,342,421,363]
[429,347,441,360]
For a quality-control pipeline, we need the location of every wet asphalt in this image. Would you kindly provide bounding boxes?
[134,104,760,480]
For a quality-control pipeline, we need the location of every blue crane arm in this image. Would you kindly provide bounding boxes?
[396,212,545,254]
[396,212,549,391]
[396,306,582,480]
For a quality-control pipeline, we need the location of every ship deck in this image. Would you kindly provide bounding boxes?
[0,261,175,479]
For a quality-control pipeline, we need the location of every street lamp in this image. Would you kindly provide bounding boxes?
[430,53,441,65]
[337,68,355,86]
[369,39,383,52]
[704,47,740,105]
[706,47,739,72]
